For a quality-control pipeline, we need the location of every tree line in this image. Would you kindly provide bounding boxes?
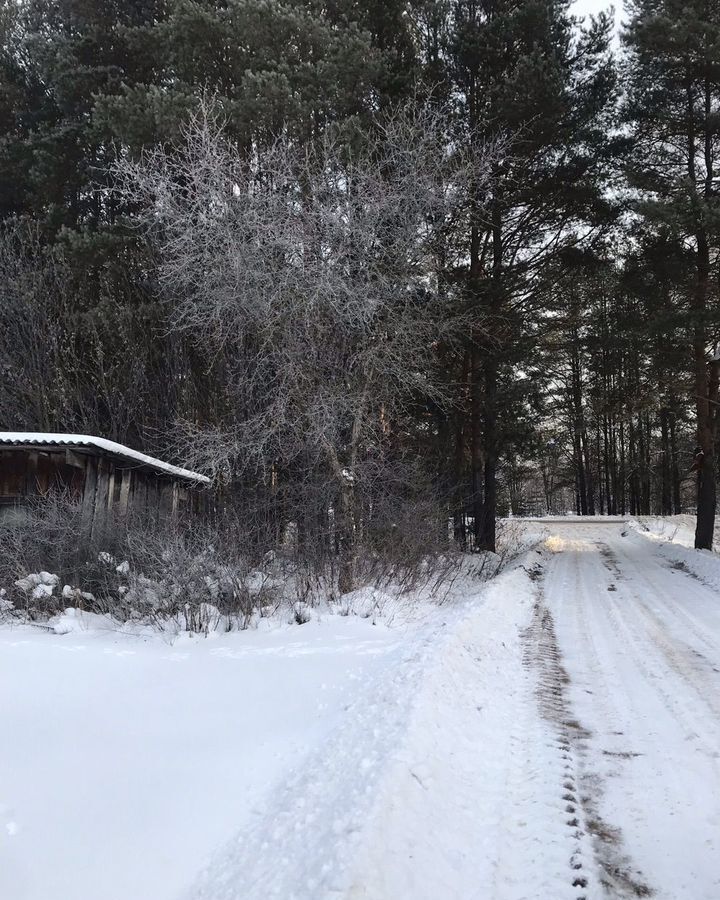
[1,0,720,586]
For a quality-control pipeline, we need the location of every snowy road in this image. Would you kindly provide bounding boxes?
[542,520,720,899]
[340,520,720,900]
[2,519,720,899]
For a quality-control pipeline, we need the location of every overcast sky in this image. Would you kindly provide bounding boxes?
[572,0,623,42]
[572,0,620,24]
[573,0,615,16]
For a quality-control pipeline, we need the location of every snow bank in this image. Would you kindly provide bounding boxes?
[630,515,699,548]
[343,566,541,900]
[630,513,720,551]
[48,607,120,635]
[187,560,542,900]
[626,518,720,592]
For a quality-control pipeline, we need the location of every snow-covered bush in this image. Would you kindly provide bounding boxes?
[116,532,278,634]
[0,486,478,632]
[0,492,96,616]
[14,571,59,601]
[61,584,96,606]
[0,491,281,630]
[0,588,14,617]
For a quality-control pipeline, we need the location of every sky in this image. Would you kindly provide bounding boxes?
[573,0,616,16]
[572,0,622,41]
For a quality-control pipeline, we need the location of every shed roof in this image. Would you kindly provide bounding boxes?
[0,433,211,484]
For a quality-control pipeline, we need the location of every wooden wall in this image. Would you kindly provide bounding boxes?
[0,447,209,526]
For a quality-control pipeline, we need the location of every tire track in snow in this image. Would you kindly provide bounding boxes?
[606,542,720,708]
[522,553,653,899]
[602,541,720,663]
[491,581,594,900]
[543,523,720,900]
[520,566,596,900]
[595,544,720,762]
[345,561,611,900]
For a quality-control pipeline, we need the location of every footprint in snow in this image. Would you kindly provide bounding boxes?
[0,804,19,838]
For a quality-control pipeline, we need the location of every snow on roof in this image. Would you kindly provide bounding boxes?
[0,433,211,484]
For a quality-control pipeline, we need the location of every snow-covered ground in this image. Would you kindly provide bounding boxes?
[3,518,720,899]
[0,614,406,900]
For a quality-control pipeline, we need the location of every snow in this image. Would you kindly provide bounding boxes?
[14,571,59,600]
[535,518,720,899]
[0,432,210,483]
[632,514,701,548]
[342,566,593,900]
[3,517,720,899]
[0,615,403,900]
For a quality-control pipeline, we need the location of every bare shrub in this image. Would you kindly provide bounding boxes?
[119,517,280,632]
[494,519,529,565]
[0,483,511,629]
[0,492,280,631]
[0,491,108,617]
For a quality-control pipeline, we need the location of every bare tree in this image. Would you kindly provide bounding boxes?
[115,101,494,592]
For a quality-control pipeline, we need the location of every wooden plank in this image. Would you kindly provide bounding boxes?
[81,456,97,534]
[106,467,116,511]
[65,449,86,469]
[25,451,39,496]
[159,480,174,519]
[0,450,25,497]
[136,473,150,519]
[144,476,159,523]
[35,452,52,494]
[93,458,110,539]
[118,469,132,515]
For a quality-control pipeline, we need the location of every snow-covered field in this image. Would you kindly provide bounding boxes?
[2,517,720,899]
[0,614,407,900]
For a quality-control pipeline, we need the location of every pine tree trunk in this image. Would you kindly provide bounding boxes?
[619,418,627,516]
[582,430,595,515]
[693,233,716,550]
[470,341,485,549]
[691,79,717,549]
[603,413,613,515]
[478,354,497,550]
[453,417,467,549]
[694,335,718,549]
[669,412,682,513]
[660,408,672,516]
[574,431,588,515]
[477,187,503,553]
[596,424,605,514]
[637,413,650,515]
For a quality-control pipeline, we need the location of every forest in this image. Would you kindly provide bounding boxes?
[1,0,720,598]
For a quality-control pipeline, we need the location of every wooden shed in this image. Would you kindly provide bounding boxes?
[0,432,211,526]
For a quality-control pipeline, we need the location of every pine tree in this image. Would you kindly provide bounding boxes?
[0,1,36,219]
[624,0,720,548]
[439,0,618,549]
